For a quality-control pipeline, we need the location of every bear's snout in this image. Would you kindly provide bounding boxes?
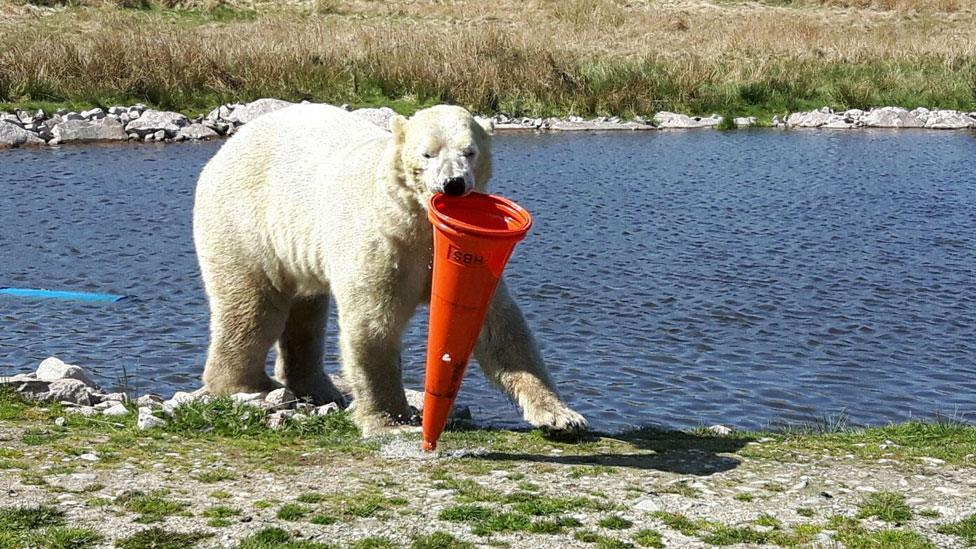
[443,177,467,197]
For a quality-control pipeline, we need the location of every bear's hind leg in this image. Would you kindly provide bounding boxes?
[274,295,346,406]
[202,275,286,396]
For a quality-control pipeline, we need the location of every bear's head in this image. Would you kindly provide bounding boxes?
[390,105,493,201]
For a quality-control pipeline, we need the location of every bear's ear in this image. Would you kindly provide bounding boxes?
[390,115,407,144]
[475,116,495,136]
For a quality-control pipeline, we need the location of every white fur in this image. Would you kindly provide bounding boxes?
[193,104,586,435]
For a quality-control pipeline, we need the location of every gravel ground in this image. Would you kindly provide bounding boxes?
[2,416,976,549]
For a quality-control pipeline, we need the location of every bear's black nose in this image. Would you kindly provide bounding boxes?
[443,177,467,197]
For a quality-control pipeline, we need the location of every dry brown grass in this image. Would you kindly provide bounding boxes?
[0,0,974,116]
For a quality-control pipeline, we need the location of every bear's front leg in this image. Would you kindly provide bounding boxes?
[474,280,588,433]
[334,292,415,437]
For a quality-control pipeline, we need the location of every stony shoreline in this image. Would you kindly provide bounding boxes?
[2,98,975,149]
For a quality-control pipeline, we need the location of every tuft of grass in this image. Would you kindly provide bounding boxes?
[918,509,941,518]
[649,511,711,536]
[310,514,339,525]
[296,492,328,504]
[733,492,754,502]
[36,527,103,549]
[598,515,634,530]
[209,490,232,500]
[253,500,274,509]
[797,507,815,517]
[117,490,190,523]
[238,527,336,549]
[936,514,976,545]
[568,465,616,478]
[837,529,936,549]
[351,538,397,549]
[116,528,213,549]
[633,529,664,548]
[528,516,583,534]
[410,532,475,549]
[201,505,239,518]
[0,505,64,530]
[856,492,913,523]
[276,503,312,521]
[194,469,236,483]
[439,504,493,523]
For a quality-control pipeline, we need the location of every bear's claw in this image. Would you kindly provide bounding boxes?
[524,404,589,433]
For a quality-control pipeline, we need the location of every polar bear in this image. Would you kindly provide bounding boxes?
[193,103,587,435]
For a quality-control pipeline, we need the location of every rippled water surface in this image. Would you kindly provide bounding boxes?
[2,131,975,432]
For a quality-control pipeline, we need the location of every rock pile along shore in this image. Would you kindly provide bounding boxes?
[0,356,471,431]
[2,99,975,148]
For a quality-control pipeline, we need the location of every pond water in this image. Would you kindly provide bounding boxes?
[2,130,975,432]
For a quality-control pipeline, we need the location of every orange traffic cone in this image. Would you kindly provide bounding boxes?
[422,192,533,451]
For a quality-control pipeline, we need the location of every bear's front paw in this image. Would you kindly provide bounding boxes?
[524,403,589,433]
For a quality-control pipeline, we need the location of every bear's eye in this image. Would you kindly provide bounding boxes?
[422,152,434,159]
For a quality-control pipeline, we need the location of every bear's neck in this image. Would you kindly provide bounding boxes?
[374,142,433,249]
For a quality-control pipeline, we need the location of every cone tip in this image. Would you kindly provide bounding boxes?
[421,439,437,452]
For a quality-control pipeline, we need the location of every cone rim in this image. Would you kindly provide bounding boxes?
[428,192,532,239]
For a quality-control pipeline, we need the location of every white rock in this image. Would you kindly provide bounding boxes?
[264,387,296,408]
[80,108,106,120]
[44,379,100,406]
[226,98,293,125]
[653,111,720,129]
[862,107,923,128]
[708,424,733,436]
[786,111,837,128]
[153,130,166,141]
[63,112,84,121]
[0,120,45,148]
[266,410,294,429]
[231,392,264,405]
[634,498,661,512]
[135,394,163,408]
[67,406,97,417]
[124,109,188,136]
[137,408,166,430]
[52,118,127,142]
[177,123,219,140]
[352,107,398,130]
[918,456,946,466]
[733,116,756,127]
[924,110,974,129]
[54,416,66,427]
[77,453,99,462]
[314,402,340,416]
[102,403,129,417]
[35,357,96,386]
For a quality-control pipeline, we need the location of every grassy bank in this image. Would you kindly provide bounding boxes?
[1,388,976,548]
[1,1,974,121]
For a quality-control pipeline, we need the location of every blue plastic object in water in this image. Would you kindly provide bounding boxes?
[0,287,127,303]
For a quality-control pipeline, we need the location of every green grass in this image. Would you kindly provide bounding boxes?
[0,505,64,530]
[733,492,754,502]
[856,492,913,523]
[797,507,815,517]
[118,490,190,523]
[598,515,633,530]
[632,529,663,548]
[0,506,99,549]
[296,492,328,503]
[209,490,232,499]
[116,528,213,549]
[439,504,494,522]
[936,514,976,545]
[837,529,936,549]
[194,468,237,483]
[237,527,336,549]
[410,532,475,549]
[310,514,339,525]
[351,538,398,549]
[276,503,312,521]
[649,512,712,536]
[202,505,239,518]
